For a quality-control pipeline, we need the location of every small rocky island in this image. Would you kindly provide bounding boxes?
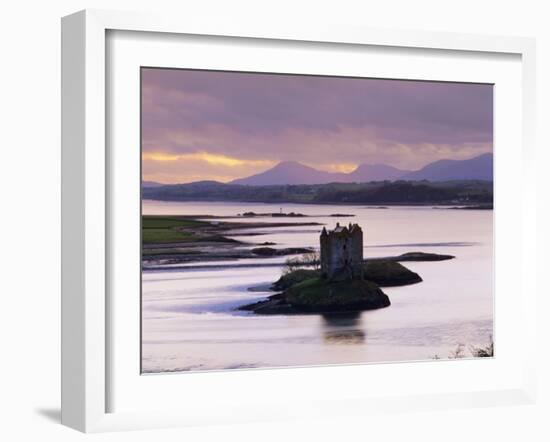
[240,222,453,315]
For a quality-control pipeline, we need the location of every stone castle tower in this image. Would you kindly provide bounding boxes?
[320,222,364,280]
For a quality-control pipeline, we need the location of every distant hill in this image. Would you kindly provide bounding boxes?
[228,154,493,186]
[230,161,411,185]
[230,161,347,185]
[142,179,493,205]
[142,180,165,188]
[401,153,493,181]
[348,164,411,182]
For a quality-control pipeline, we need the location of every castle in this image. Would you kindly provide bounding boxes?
[320,222,364,280]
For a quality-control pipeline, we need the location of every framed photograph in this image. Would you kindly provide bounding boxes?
[61,9,537,432]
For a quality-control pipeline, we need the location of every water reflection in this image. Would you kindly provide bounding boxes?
[321,312,366,344]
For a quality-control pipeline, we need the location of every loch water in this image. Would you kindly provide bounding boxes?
[142,200,493,373]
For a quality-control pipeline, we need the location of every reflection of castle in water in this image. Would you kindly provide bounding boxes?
[321,312,366,344]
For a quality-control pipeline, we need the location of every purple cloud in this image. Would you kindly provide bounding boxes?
[141,67,493,183]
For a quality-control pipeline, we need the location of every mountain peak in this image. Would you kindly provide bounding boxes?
[273,160,306,168]
[349,163,411,181]
[230,161,342,186]
[402,153,493,181]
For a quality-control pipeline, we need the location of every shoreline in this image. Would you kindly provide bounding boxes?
[143,198,493,209]
[143,252,454,272]
[142,214,323,264]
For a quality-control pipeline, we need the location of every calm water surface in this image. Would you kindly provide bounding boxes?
[142,200,493,373]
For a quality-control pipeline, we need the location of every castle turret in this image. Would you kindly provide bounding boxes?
[320,223,364,280]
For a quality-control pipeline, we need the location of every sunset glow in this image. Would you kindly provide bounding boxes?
[143,151,274,168]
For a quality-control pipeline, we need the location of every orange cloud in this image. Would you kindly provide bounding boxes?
[142,151,274,168]
[142,150,278,184]
[318,163,358,174]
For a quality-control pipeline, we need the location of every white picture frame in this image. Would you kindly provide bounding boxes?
[61,9,537,433]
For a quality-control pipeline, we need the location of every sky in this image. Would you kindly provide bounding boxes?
[141,68,493,184]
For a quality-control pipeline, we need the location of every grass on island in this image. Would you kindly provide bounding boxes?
[142,216,207,244]
[273,269,320,290]
[285,277,389,310]
[273,260,422,290]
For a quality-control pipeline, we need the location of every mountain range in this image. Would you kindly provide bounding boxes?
[229,153,493,185]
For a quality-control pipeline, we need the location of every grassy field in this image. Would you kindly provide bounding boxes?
[142,216,206,229]
[142,216,207,244]
[142,228,196,243]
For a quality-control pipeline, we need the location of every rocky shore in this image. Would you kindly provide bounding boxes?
[240,279,391,315]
